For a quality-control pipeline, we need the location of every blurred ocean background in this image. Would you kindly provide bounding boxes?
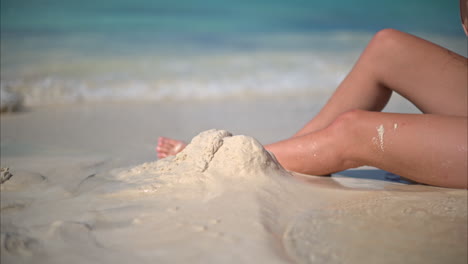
[1,0,466,106]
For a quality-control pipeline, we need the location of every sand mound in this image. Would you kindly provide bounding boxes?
[115,129,290,199]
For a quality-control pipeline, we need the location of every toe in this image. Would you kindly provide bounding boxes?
[166,138,182,147]
[158,137,167,146]
[156,145,168,155]
[157,145,171,153]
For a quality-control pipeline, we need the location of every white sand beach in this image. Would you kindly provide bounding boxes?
[1,97,466,264]
[2,0,468,262]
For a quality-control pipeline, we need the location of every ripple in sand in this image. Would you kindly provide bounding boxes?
[282,193,467,264]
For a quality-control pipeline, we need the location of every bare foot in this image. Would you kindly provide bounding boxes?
[156,137,187,159]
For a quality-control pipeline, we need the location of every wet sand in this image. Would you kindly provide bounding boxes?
[1,97,466,264]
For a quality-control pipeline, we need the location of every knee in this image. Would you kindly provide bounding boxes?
[326,109,366,150]
[373,28,402,40]
[328,109,364,132]
[367,28,405,56]
[325,109,367,168]
[371,28,403,46]
[360,29,409,77]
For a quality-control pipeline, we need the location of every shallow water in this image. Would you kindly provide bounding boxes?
[1,0,466,106]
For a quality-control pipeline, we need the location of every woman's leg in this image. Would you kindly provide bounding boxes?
[263,28,468,186]
[268,110,467,189]
[293,29,467,137]
[157,29,467,187]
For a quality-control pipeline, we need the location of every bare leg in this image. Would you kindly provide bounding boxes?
[292,29,467,137]
[266,29,467,187]
[156,29,467,188]
[268,110,467,189]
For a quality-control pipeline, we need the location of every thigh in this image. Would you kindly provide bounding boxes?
[368,29,467,116]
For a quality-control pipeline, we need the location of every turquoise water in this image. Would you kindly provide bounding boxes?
[1,0,463,35]
[1,0,466,105]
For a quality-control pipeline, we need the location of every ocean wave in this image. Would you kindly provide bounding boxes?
[2,31,464,107]
[1,52,354,106]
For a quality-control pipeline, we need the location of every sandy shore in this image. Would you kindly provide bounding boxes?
[1,97,466,264]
